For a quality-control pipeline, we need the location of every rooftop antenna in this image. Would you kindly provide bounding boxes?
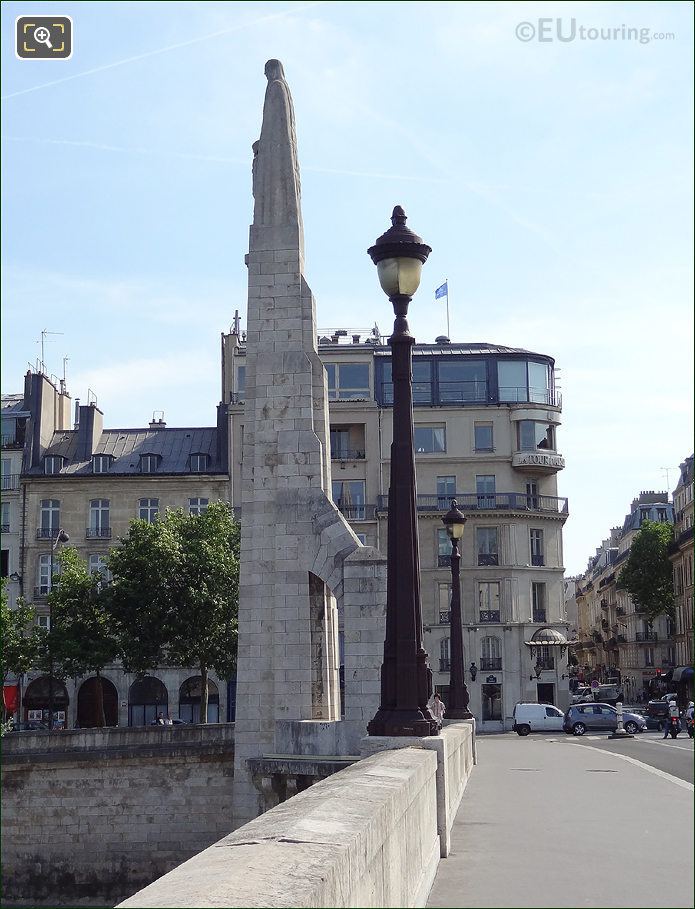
[37,329,63,375]
[61,356,69,394]
[232,310,241,336]
[660,467,678,493]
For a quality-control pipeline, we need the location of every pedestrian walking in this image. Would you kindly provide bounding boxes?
[685,701,694,739]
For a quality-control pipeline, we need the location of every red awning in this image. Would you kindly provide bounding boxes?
[3,684,19,712]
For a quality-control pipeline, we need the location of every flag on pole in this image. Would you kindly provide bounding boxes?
[435,281,448,300]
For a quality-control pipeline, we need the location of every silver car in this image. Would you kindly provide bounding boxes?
[563,703,647,735]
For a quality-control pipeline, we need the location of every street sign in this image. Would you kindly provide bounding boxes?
[591,679,599,689]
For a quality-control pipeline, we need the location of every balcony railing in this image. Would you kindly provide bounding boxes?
[86,527,112,539]
[535,658,555,670]
[1,434,23,448]
[617,634,627,644]
[331,449,366,461]
[438,554,450,567]
[376,492,568,515]
[480,657,502,671]
[479,610,501,623]
[36,527,60,540]
[531,554,545,567]
[335,504,375,521]
[1,523,9,533]
[532,611,546,623]
[1,474,20,491]
[439,658,451,672]
[439,611,450,624]
[33,586,50,599]
[635,632,658,643]
[477,553,499,567]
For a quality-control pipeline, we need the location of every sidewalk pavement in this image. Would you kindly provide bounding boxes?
[427,734,694,908]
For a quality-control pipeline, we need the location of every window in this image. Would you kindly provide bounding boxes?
[478,581,500,622]
[189,498,209,516]
[438,360,487,403]
[439,637,450,672]
[44,456,63,475]
[645,648,654,667]
[438,582,452,623]
[235,366,246,401]
[325,362,370,400]
[532,582,546,622]
[1,549,8,578]
[437,528,451,567]
[330,425,365,460]
[498,361,527,403]
[190,453,209,473]
[528,362,551,404]
[476,475,496,509]
[39,499,60,537]
[530,529,545,566]
[140,454,160,473]
[1,458,11,489]
[518,421,555,452]
[37,615,50,632]
[1,501,9,532]
[545,706,563,718]
[88,499,110,537]
[332,480,366,520]
[88,554,111,581]
[437,476,456,509]
[476,527,499,566]
[526,481,539,510]
[37,553,58,595]
[415,425,446,453]
[355,533,367,545]
[92,455,112,473]
[481,636,502,670]
[474,422,493,451]
[380,360,432,404]
[139,498,159,523]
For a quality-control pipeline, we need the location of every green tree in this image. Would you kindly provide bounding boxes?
[617,519,675,622]
[47,548,120,727]
[0,580,44,687]
[108,502,240,723]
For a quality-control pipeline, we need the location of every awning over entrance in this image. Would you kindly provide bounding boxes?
[671,666,694,684]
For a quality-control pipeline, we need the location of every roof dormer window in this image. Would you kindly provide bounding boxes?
[189,453,209,473]
[92,454,113,474]
[139,453,161,473]
[44,456,64,475]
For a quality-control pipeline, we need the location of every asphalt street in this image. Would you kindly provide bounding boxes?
[427,734,694,909]
[553,728,694,784]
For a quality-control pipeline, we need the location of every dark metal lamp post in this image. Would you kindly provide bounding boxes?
[366,205,439,738]
[442,501,473,719]
[48,528,69,730]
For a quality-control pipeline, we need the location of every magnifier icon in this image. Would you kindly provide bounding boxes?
[33,26,53,49]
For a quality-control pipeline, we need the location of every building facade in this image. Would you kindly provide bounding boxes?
[669,455,694,700]
[1,393,31,609]
[223,325,571,731]
[573,492,678,702]
[4,369,232,729]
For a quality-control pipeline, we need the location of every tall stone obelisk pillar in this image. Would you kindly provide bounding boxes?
[232,60,348,826]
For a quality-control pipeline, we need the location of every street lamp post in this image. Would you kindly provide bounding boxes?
[366,206,439,738]
[442,501,473,719]
[48,528,69,730]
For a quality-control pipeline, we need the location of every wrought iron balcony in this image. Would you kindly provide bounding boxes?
[480,657,502,671]
[479,610,501,623]
[86,527,112,539]
[335,503,375,521]
[531,554,545,567]
[36,528,60,540]
[1,474,20,491]
[477,553,499,567]
[532,610,546,623]
[438,611,450,625]
[1,523,9,533]
[635,632,658,643]
[330,448,366,461]
[376,492,568,515]
[438,554,451,567]
[439,658,451,672]
[33,585,50,599]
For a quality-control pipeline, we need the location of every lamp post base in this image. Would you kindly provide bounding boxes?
[367,708,439,738]
[446,709,474,720]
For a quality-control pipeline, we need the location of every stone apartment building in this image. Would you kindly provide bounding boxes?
[2,369,231,729]
[669,455,694,699]
[223,324,571,731]
[573,491,681,702]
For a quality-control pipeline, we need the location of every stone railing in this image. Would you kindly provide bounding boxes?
[119,722,476,909]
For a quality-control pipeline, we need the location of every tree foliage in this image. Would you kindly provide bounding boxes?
[617,519,675,621]
[47,548,120,725]
[107,502,240,722]
[1,580,44,686]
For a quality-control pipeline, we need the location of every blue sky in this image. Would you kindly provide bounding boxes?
[2,1,693,573]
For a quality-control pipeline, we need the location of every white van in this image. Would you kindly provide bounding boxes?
[512,702,565,736]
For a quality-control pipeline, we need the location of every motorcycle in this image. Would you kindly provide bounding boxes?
[668,716,681,739]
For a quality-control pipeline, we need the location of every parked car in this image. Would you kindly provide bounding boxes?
[571,686,593,704]
[512,702,565,736]
[563,703,647,736]
[645,694,679,724]
[594,684,624,706]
